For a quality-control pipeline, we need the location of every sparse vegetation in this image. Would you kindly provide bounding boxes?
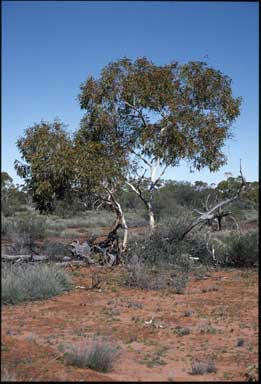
[174,326,190,336]
[41,240,71,261]
[123,256,188,293]
[211,229,258,268]
[1,365,17,382]
[3,214,47,254]
[2,264,72,304]
[64,340,118,372]
[191,359,217,375]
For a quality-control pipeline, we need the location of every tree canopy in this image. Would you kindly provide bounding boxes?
[78,57,242,230]
[79,57,241,172]
[15,120,74,213]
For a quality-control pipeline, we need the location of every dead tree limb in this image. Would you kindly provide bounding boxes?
[180,160,247,240]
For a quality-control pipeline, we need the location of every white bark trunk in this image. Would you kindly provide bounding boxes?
[148,202,156,232]
[121,213,128,251]
[109,194,129,251]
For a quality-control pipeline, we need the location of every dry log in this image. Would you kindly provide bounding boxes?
[32,255,48,262]
[2,255,32,261]
[2,255,49,262]
[70,240,95,264]
[55,261,87,267]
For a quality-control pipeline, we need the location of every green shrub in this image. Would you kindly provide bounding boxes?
[64,340,118,372]
[4,214,47,254]
[41,240,71,261]
[125,215,211,268]
[213,229,258,268]
[1,214,11,235]
[124,256,188,293]
[2,264,72,304]
[125,210,148,228]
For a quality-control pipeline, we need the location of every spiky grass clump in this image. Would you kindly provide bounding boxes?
[64,340,118,372]
[2,264,72,304]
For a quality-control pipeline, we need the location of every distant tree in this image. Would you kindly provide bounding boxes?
[245,181,258,204]
[194,180,209,192]
[1,172,13,190]
[15,120,74,213]
[79,57,242,231]
[1,171,27,216]
[216,176,243,199]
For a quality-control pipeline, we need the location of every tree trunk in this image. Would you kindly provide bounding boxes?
[121,213,128,251]
[107,194,128,259]
[148,202,156,232]
[217,216,222,231]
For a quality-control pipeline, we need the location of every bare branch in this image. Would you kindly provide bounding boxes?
[126,181,149,208]
[193,208,204,215]
[123,101,147,127]
[130,149,152,168]
[154,164,168,186]
[180,161,247,239]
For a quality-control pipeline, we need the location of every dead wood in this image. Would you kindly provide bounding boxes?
[180,160,247,240]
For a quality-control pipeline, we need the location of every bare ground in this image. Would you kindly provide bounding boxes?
[2,264,258,382]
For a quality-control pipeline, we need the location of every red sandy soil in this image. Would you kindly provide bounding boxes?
[2,265,258,382]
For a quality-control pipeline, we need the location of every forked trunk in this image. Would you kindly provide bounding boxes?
[109,196,128,256]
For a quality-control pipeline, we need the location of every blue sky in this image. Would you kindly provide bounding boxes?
[2,1,259,186]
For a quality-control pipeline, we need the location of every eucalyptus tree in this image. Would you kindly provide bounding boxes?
[79,57,242,231]
[73,116,130,250]
[15,120,74,213]
[15,119,130,251]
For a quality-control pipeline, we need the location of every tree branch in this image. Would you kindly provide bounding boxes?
[179,162,247,240]
[130,149,152,168]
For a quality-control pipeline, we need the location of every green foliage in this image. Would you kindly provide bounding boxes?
[79,57,241,172]
[153,180,211,220]
[2,264,72,304]
[15,120,74,213]
[126,214,199,266]
[213,229,258,268]
[4,214,47,254]
[1,172,27,217]
[216,177,258,208]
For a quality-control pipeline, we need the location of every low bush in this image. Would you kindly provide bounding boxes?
[60,228,79,239]
[191,359,217,375]
[125,215,211,268]
[4,214,47,254]
[1,214,11,235]
[211,229,258,268]
[125,210,148,228]
[2,264,72,304]
[74,210,114,228]
[124,256,188,293]
[41,240,71,261]
[1,365,17,382]
[64,340,118,372]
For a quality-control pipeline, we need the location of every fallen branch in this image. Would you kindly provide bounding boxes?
[2,255,32,261]
[55,261,87,267]
[180,160,247,240]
